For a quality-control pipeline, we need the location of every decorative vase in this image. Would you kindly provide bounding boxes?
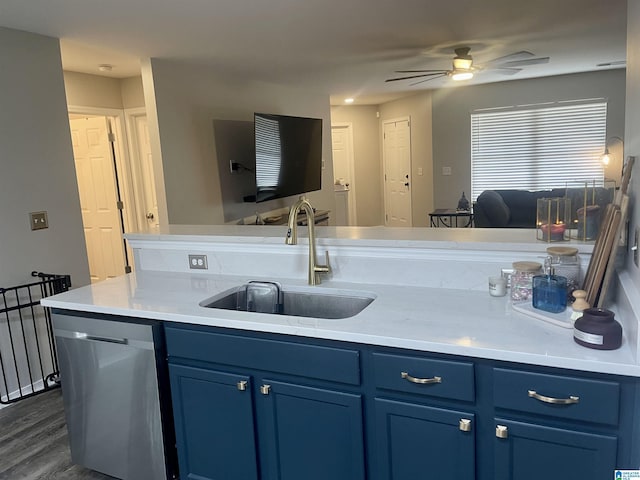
[457,192,470,212]
[573,308,622,350]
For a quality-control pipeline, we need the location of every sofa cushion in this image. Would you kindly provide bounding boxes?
[476,190,510,227]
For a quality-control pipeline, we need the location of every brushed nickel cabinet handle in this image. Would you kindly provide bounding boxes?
[260,384,271,395]
[459,418,472,432]
[496,425,508,439]
[401,371,442,385]
[237,380,248,391]
[528,389,579,405]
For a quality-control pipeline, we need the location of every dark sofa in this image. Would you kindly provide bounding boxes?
[473,188,613,228]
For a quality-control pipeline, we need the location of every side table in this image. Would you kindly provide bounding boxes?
[429,209,473,227]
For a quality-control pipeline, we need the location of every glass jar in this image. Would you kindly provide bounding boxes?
[546,246,580,293]
[511,261,543,303]
[532,274,567,313]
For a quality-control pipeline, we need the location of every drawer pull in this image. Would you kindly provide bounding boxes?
[260,384,271,395]
[459,418,472,432]
[496,425,508,439]
[237,380,248,391]
[528,389,579,405]
[401,371,442,385]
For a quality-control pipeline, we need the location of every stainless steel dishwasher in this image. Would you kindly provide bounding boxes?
[52,312,177,480]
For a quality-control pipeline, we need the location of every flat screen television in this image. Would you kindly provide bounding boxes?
[254,112,322,203]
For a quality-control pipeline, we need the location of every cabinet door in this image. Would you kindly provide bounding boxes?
[169,364,259,480]
[494,418,617,480]
[259,380,365,480]
[375,398,475,479]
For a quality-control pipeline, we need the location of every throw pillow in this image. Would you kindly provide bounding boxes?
[477,190,511,227]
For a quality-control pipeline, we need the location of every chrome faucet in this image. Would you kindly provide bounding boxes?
[286,197,331,285]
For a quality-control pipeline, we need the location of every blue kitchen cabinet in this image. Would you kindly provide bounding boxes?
[375,399,475,479]
[168,365,259,480]
[165,323,639,480]
[166,325,365,480]
[258,380,365,480]
[371,351,476,479]
[494,418,617,480]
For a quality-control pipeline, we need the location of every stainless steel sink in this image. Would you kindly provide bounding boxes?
[200,283,375,319]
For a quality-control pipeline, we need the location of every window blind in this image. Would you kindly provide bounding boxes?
[255,115,282,188]
[470,101,607,201]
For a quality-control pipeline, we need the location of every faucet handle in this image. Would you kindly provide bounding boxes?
[314,251,331,274]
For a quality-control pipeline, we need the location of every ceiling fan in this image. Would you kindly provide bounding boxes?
[385,47,550,86]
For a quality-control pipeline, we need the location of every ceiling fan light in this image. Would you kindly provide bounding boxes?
[452,70,474,81]
[453,57,473,70]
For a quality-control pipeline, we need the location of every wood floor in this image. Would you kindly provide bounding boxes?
[0,388,113,480]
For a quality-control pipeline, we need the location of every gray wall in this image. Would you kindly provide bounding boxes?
[64,71,145,109]
[0,27,90,288]
[330,105,383,226]
[142,58,336,226]
[432,69,626,208]
[379,92,434,227]
[624,2,640,293]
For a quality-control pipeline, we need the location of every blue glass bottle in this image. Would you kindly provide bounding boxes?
[532,275,568,313]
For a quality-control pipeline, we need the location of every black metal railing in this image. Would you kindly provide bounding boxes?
[0,272,71,404]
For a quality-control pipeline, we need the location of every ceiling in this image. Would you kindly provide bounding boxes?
[0,0,628,105]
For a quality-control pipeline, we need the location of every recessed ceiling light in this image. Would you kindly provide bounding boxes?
[344,98,355,104]
[98,64,113,72]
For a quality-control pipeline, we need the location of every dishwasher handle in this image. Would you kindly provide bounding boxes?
[54,328,154,350]
[81,333,129,345]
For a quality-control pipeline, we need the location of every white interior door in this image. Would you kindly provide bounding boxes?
[331,123,357,225]
[383,118,412,226]
[132,114,159,232]
[70,117,126,283]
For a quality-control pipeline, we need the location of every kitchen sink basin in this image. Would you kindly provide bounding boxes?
[200,282,375,319]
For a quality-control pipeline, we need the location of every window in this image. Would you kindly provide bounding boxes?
[470,101,607,200]
[255,115,281,189]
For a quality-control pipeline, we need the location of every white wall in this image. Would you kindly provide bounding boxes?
[0,28,90,287]
[141,58,336,226]
[432,69,626,208]
[330,105,383,226]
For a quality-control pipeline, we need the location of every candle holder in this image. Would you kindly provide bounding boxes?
[537,197,570,242]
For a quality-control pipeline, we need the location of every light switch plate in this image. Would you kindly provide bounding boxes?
[442,166,452,176]
[30,211,48,230]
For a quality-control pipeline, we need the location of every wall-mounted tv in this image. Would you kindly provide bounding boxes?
[254,112,322,203]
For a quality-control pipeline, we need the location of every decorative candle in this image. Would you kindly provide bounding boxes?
[539,222,566,242]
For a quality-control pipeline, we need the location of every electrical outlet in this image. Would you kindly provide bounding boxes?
[188,254,208,270]
[30,211,48,230]
[442,166,452,176]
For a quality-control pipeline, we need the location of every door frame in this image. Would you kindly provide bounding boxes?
[382,116,413,226]
[331,122,358,225]
[67,105,137,270]
[124,107,158,231]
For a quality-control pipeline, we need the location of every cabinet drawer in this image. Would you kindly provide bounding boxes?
[373,353,475,402]
[493,368,620,425]
[166,326,361,385]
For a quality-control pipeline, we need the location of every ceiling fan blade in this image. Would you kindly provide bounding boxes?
[483,51,534,66]
[394,69,448,73]
[499,57,550,68]
[386,72,449,82]
[491,67,523,76]
[410,73,448,86]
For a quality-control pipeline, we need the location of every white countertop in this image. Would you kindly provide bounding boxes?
[42,269,640,377]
